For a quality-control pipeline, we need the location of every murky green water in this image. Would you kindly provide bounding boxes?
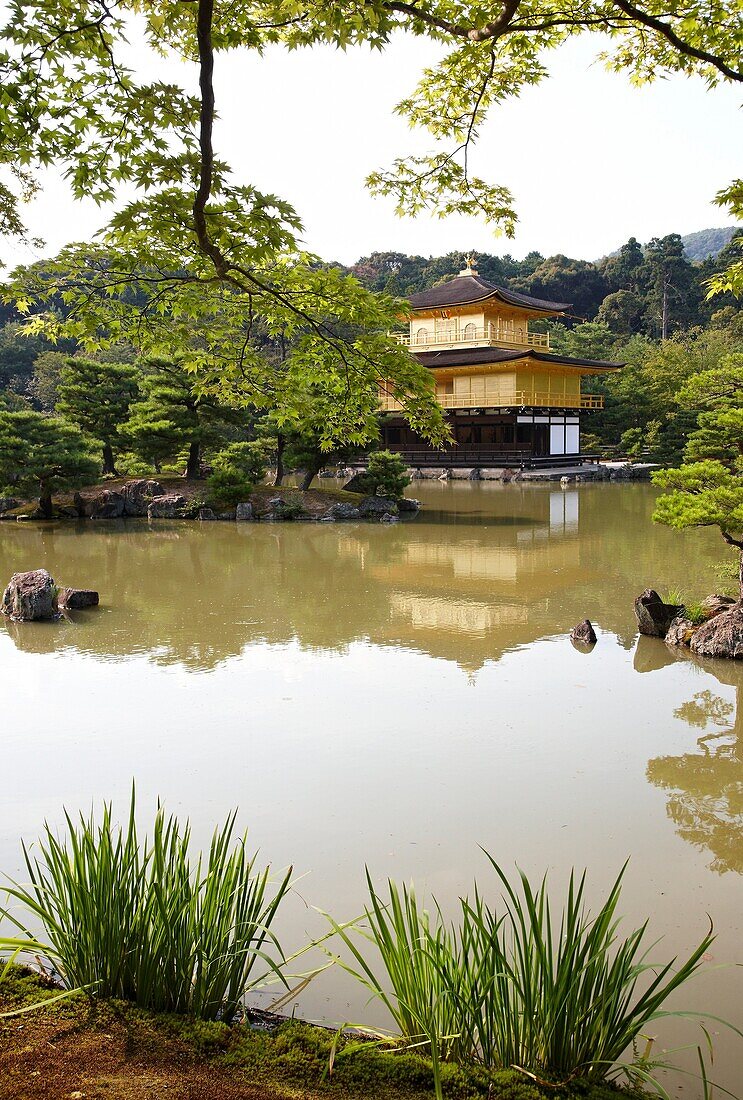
[1,482,741,1095]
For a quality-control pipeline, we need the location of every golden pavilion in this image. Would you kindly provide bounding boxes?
[380,258,621,466]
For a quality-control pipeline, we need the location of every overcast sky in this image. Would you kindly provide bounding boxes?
[5,33,741,269]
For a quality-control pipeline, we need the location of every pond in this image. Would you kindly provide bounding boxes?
[1,481,741,1095]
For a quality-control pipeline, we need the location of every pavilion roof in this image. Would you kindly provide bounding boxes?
[407,274,572,314]
[414,346,622,371]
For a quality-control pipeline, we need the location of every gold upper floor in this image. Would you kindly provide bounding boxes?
[393,316,550,352]
[395,261,560,353]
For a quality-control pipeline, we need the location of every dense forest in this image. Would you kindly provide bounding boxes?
[0,228,741,493]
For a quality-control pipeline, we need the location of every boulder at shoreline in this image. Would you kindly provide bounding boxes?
[636,587,742,660]
[634,589,682,637]
[690,603,743,659]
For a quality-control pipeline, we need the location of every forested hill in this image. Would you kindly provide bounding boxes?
[680,227,736,262]
[344,230,741,336]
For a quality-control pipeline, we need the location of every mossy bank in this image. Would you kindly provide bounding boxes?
[0,967,640,1100]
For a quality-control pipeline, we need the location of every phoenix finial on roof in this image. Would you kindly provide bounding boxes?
[459,254,478,277]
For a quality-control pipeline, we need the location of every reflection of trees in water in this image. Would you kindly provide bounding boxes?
[674,690,734,731]
[641,640,743,874]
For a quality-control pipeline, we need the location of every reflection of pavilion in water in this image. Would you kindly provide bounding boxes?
[637,637,743,874]
[338,490,591,669]
[0,488,619,673]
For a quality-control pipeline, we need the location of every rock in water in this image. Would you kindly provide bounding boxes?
[235,502,253,521]
[58,588,99,610]
[571,619,597,645]
[665,615,695,647]
[690,604,743,660]
[2,570,59,621]
[358,495,399,518]
[634,589,682,637]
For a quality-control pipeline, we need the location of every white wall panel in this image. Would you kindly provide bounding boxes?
[550,425,565,455]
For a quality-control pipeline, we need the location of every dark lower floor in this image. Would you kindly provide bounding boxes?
[380,410,584,468]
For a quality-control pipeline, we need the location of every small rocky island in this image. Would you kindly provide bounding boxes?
[635,588,743,660]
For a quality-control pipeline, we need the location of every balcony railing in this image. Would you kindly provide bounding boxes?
[379,390,604,413]
[392,327,550,351]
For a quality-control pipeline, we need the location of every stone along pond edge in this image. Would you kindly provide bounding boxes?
[0,478,420,524]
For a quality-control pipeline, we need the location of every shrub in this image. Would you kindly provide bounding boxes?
[117,452,156,477]
[207,466,255,509]
[213,441,268,483]
[579,432,602,455]
[0,794,291,1021]
[272,492,305,520]
[352,450,410,500]
[207,441,268,509]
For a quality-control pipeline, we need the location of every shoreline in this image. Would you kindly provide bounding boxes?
[0,480,417,525]
[0,468,658,527]
[0,966,639,1100]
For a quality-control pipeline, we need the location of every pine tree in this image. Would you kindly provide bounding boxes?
[654,360,743,596]
[679,356,743,467]
[121,360,241,478]
[56,358,140,473]
[653,461,743,598]
[642,235,702,339]
[0,410,99,517]
[602,238,645,294]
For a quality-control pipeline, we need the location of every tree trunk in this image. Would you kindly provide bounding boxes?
[300,462,320,491]
[273,433,285,486]
[186,440,201,480]
[38,490,53,520]
[661,273,670,340]
[739,548,743,602]
[102,441,116,476]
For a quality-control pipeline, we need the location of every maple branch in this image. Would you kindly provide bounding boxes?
[612,0,742,81]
